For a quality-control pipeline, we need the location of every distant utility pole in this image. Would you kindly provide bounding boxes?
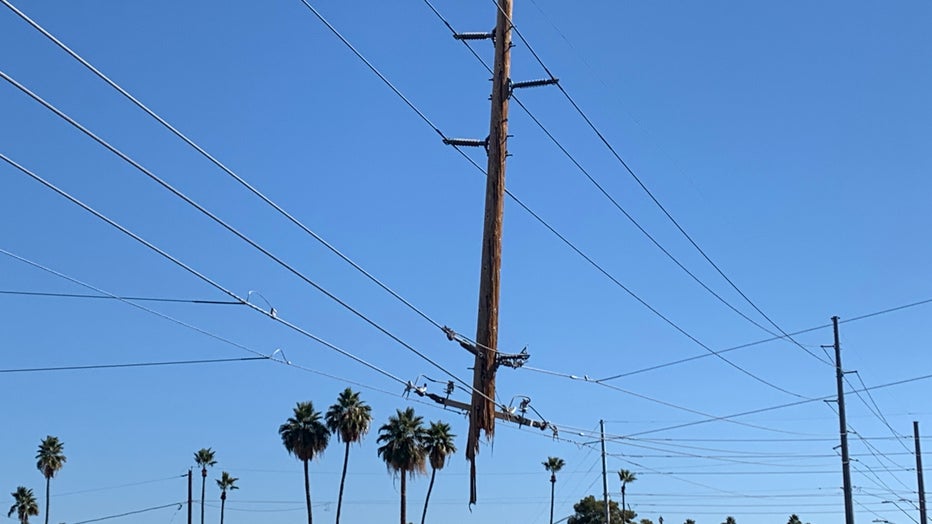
[187,469,193,524]
[601,420,611,524]
[915,421,928,524]
[833,316,855,524]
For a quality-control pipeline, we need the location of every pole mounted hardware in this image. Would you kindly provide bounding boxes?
[408,381,552,432]
[510,77,560,92]
[453,31,494,41]
[442,326,529,368]
[442,137,488,149]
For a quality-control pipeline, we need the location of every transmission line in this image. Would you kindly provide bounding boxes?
[423,0,784,340]
[0,289,240,304]
[0,71,492,405]
[483,0,832,366]
[293,0,814,401]
[0,153,410,387]
[0,356,268,374]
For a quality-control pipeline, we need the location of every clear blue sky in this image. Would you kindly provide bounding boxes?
[2,1,931,523]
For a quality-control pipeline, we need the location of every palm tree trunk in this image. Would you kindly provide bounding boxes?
[220,492,226,524]
[200,468,207,524]
[420,467,437,524]
[44,476,50,524]
[304,458,313,524]
[621,485,626,524]
[549,477,555,524]
[400,468,407,524]
[336,441,350,524]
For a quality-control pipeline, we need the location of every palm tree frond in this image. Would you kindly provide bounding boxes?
[36,436,66,479]
[194,448,217,468]
[543,456,565,474]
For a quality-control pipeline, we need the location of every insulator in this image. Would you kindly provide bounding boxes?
[511,78,560,90]
[454,32,494,41]
[443,137,487,148]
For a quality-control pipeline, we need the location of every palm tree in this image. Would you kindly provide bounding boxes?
[325,388,372,524]
[543,457,565,524]
[280,401,330,524]
[618,469,637,524]
[722,517,737,524]
[420,421,456,524]
[377,407,427,524]
[216,471,239,524]
[36,435,65,524]
[194,448,217,524]
[7,487,39,524]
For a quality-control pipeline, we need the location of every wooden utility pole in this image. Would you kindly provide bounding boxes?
[833,316,855,524]
[466,0,513,506]
[915,421,928,524]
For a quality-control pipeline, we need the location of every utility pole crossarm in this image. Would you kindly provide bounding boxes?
[418,391,549,430]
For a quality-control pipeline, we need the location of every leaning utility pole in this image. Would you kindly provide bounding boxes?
[465,0,513,506]
[915,421,928,524]
[443,0,557,504]
[601,420,611,524]
[833,316,855,524]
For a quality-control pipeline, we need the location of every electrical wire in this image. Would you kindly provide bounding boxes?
[484,0,833,368]
[851,463,920,524]
[593,376,812,436]
[0,153,409,387]
[288,0,809,398]
[607,370,932,439]
[0,356,268,374]
[55,475,186,497]
[423,0,786,340]
[0,0,467,345]
[524,293,932,384]
[0,247,465,424]
[0,289,240,304]
[414,0,819,399]
[70,502,183,524]
[0,72,494,406]
[849,369,915,455]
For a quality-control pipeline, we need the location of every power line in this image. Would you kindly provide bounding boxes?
[0,356,268,374]
[423,0,784,340]
[0,72,490,405]
[290,0,815,400]
[55,475,186,497]
[850,369,914,455]
[620,371,932,438]
[0,154,409,388]
[0,289,240,304]
[0,248,455,416]
[591,374,812,436]
[484,0,832,367]
[70,502,183,524]
[0,0,458,341]
[0,248,277,361]
[524,293,932,383]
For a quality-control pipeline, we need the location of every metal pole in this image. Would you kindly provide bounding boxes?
[601,419,611,524]
[834,316,855,524]
[916,421,928,524]
[187,469,193,524]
